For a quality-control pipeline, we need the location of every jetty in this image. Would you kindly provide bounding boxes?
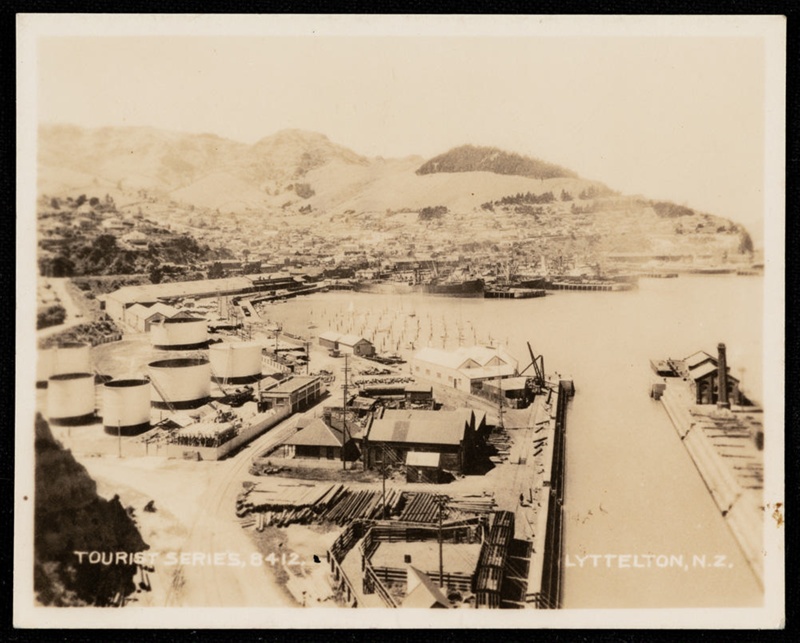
[650,343,764,588]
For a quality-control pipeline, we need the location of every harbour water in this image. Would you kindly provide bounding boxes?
[256,275,765,607]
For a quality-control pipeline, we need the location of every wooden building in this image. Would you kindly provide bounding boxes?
[281,418,357,461]
[259,376,324,413]
[366,408,485,474]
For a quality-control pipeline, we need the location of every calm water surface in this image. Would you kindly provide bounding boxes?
[258,275,765,607]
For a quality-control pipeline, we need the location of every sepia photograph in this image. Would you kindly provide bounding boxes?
[15,14,785,629]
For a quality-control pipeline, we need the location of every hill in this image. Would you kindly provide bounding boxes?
[416,144,578,180]
[36,124,753,264]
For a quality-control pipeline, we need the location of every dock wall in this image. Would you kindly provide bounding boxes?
[659,389,763,588]
[535,383,569,608]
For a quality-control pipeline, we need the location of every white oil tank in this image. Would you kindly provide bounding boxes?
[51,342,92,377]
[209,341,263,384]
[148,357,211,409]
[47,372,96,425]
[151,317,208,350]
[103,379,151,435]
[36,347,55,385]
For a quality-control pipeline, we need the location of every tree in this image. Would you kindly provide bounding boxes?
[149,264,164,284]
[208,262,226,279]
[738,230,754,255]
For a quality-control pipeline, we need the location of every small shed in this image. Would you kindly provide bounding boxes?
[406,451,444,484]
[337,334,375,357]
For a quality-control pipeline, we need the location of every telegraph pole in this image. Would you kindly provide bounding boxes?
[342,354,349,471]
[380,444,388,520]
[437,495,445,587]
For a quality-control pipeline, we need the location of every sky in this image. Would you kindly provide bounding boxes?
[25,15,785,242]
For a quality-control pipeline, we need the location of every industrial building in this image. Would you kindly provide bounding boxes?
[318,331,375,357]
[100,272,314,327]
[652,343,746,407]
[365,408,486,475]
[411,345,519,394]
[124,302,190,333]
[259,376,325,414]
[280,418,358,461]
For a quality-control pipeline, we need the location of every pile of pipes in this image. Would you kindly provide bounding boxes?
[447,494,498,515]
[487,428,512,463]
[398,492,447,523]
[320,489,392,525]
[236,483,494,529]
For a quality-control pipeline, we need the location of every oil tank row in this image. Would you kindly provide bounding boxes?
[37,342,92,384]
[103,379,151,435]
[148,357,211,410]
[46,373,96,425]
[43,343,263,433]
[151,318,208,350]
[209,341,262,383]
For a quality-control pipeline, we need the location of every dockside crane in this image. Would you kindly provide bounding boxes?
[519,341,547,391]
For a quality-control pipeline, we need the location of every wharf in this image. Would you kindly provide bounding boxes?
[548,281,634,292]
[658,380,764,588]
[485,288,547,299]
[638,271,679,278]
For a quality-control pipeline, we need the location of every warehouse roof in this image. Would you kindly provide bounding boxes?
[262,376,320,395]
[283,419,344,447]
[413,345,518,372]
[338,334,371,347]
[369,409,473,446]
[684,350,716,370]
[108,277,253,305]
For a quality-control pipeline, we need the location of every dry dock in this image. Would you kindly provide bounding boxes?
[653,347,764,589]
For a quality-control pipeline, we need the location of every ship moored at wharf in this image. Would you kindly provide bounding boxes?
[649,343,764,588]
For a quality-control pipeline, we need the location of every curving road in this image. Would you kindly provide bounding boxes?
[161,413,306,607]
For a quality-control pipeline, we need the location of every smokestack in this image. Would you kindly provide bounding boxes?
[717,343,730,409]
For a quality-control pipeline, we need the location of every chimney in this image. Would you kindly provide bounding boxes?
[717,343,730,409]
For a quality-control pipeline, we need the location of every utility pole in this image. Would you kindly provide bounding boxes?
[380,444,388,520]
[117,421,122,459]
[342,353,349,471]
[437,495,445,588]
[496,371,505,429]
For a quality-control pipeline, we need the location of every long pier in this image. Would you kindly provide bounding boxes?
[658,382,764,588]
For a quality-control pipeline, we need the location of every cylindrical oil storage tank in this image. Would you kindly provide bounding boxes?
[103,379,151,436]
[148,357,211,410]
[36,347,55,386]
[208,341,263,384]
[47,372,96,425]
[151,317,208,350]
[51,342,92,377]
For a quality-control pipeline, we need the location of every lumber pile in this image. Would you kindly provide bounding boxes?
[236,482,496,529]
